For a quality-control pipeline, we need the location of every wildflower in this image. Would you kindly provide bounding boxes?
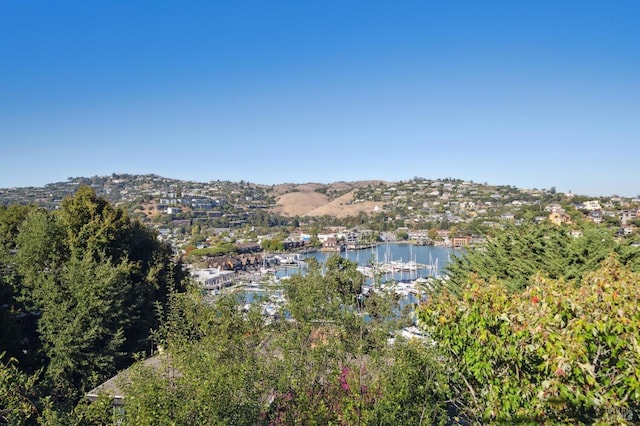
[340,367,350,391]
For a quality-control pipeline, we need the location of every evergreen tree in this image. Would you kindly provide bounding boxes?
[3,187,185,410]
[445,221,640,292]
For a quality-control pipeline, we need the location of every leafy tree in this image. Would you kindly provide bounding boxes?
[190,223,202,244]
[15,210,67,287]
[56,393,115,426]
[308,224,322,248]
[187,243,237,258]
[120,288,271,425]
[370,341,450,425]
[105,256,450,424]
[418,255,640,424]
[0,205,34,250]
[291,216,300,229]
[260,238,284,252]
[0,354,40,425]
[34,254,132,403]
[269,256,449,424]
[6,187,185,409]
[323,255,364,304]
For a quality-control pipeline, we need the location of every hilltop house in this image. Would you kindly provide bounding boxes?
[549,210,572,226]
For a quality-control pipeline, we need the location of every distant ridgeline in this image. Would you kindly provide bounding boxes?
[2,175,639,262]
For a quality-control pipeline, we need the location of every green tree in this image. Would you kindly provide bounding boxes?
[323,255,364,304]
[187,242,237,258]
[309,224,322,248]
[418,255,640,424]
[34,255,132,402]
[190,222,202,244]
[120,288,271,425]
[9,187,185,409]
[0,205,34,250]
[110,256,450,425]
[261,238,284,252]
[444,222,640,292]
[15,210,67,288]
[371,341,450,425]
[269,256,447,424]
[0,354,40,425]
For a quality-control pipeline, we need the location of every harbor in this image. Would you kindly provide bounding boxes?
[303,242,455,282]
[197,243,454,319]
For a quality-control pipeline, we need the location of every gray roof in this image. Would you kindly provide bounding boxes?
[86,353,178,405]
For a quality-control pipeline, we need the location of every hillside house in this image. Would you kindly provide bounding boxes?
[549,211,572,226]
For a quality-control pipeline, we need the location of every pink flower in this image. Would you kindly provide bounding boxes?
[340,367,350,391]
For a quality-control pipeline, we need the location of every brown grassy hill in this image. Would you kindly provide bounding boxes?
[271,181,385,218]
[272,191,329,217]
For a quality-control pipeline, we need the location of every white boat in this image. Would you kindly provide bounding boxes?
[398,326,435,346]
[356,265,375,277]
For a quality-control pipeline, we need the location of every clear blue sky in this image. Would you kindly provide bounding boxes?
[1,1,638,196]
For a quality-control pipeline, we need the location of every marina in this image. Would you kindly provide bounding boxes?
[303,242,455,282]
[203,243,458,321]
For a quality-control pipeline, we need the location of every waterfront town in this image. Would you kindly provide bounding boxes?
[3,173,639,296]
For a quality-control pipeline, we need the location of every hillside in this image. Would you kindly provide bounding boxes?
[4,175,637,238]
[271,191,329,216]
[270,181,385,218]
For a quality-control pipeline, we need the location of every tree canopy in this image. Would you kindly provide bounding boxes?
[418,221,640,424]
[0,186,186,418]
[88,256,451,425]
[4,192,639,424]
[419,255,640,424]
[445,221,640,291]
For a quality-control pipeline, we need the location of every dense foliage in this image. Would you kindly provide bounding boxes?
[186,242,237,258]
[0,187,185,422]
[445,222,640,291]
[96,257,452,425]
[419,223,640,424]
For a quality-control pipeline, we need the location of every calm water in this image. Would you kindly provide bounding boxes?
[301,243,456,280]
[240,243,460,319]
